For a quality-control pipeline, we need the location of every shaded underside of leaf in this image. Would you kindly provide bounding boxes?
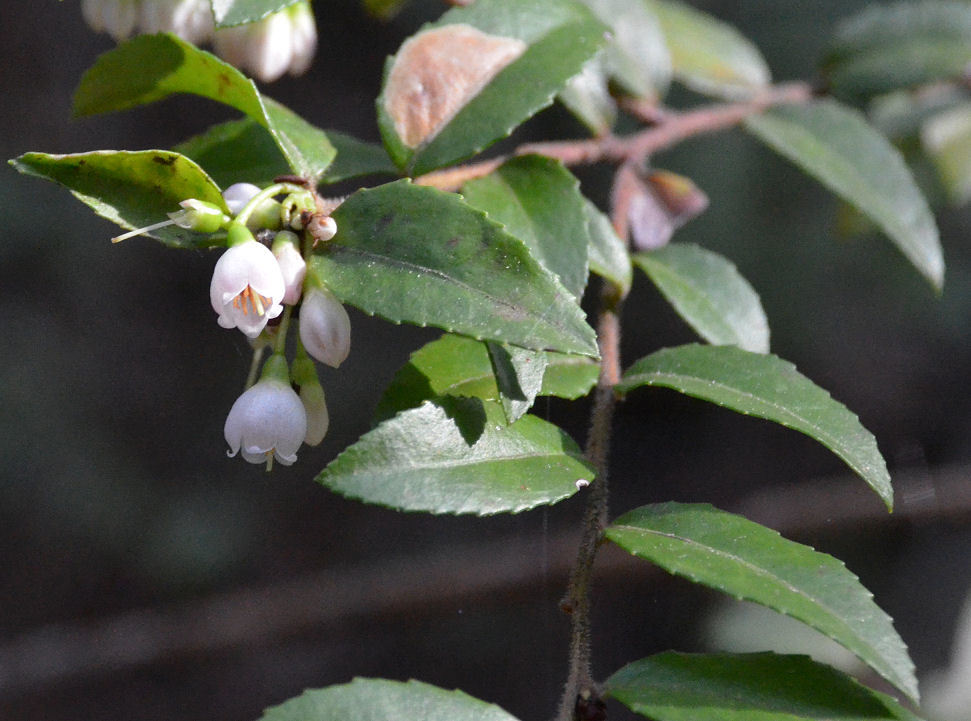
[317,397,593,515]
[617,344,892,507]
[745,98,943,289]
[605,652,922,721]
[315,180,599,357]
[606,503,917,702]
[634,244,769,353]
[11,150,225,248]
[259,678,522,721]
[374,333,599,423]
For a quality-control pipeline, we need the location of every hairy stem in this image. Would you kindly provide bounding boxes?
[556,285,623,721]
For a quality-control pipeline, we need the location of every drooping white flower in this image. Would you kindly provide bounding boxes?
[139,0,213,44]
[82,0,140,41]
[222,182,263,216]
[210,228,285,338]
[272,231,307,306]
[212,2,318,82]
[299,286,351,368]
[299,381,329,446]
[225,375,307,466]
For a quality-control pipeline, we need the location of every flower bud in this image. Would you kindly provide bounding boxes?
[223,183,262,215]
[212,2,318,82]
[299,381,329,446]
[271,231,307,305]
[168,199,229,233]
[82,0,138,41]
[224,355,307,467]
[299,287,351,368]
[140,0,213,44]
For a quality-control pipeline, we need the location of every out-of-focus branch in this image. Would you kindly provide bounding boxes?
[415,82,813,192]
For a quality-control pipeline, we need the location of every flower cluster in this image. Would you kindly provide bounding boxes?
[80,0,317,82]
[125,180,349,468]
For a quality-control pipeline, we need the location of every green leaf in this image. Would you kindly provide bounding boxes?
[617,344,892,508]
[583,197,632,295]
[73,34,335,180]
[824,1,971,102]
[314,180,599,357]
[487,342,548,423]
[317,397,593,515]
[260,678,522,721]
[174,118,290,188]
[211,0,303,27]
[374,333,599,422]
[606,504,917,702]
[558,58,618,136]
[648,0,770,99]
[606,652,923,721]
[320,131,399,184]
[634,244,769,353]
[377,0,607,175]
[10,150,226,248]
[578,0,671,99]
[462,155,590,300]
[745,98,943,289]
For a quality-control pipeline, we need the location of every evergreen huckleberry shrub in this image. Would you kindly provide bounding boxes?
[14,0,970,719]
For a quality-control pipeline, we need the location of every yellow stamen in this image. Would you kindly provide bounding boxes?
[232,286,274,317]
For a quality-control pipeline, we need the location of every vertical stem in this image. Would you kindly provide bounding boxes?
[556,284,623,721]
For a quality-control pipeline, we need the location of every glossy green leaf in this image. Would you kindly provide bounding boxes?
[260,678,522,721]
[825,1,971,101]
[211,0,303,27]
[320,131,398,184]
[487,342,548,423]
[558,58,617,136]
[10,150,226,248]
[362,0,411,21]
[318,397,593,515]
[634,244,769,353]
[579,0,671,98]
[462,155,590,300]
[174,118,290,187]
[583,197,632,295]
[649,0,770,99]
[374,334,599,422]
[73,34,335,180]
[607,503,917,702]
[377,0,607,175]
[606,652,923,721]
[617,344,892,507]
[314,180,599,357]
[745,99,943,289]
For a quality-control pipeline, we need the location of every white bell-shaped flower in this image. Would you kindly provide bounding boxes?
[82,0,139,41]
[272,231,307,306]
[210,226,285,338]
[225,356,307,467]
[299,286,351,368]
[212,2,317,82]
[139,0,213,44]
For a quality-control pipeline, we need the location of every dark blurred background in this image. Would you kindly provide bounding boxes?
[2,1,970,720]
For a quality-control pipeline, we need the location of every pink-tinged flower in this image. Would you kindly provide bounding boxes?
[212,2,317,82]
[299,381,329,446]
[224,377,307,466]
[272,231,307,306]
[210,233,285,338]
[299,287,351,368]
[82,0,139,41]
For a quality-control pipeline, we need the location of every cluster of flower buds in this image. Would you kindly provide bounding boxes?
[80,0,317,82]
[119,179,347,468]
